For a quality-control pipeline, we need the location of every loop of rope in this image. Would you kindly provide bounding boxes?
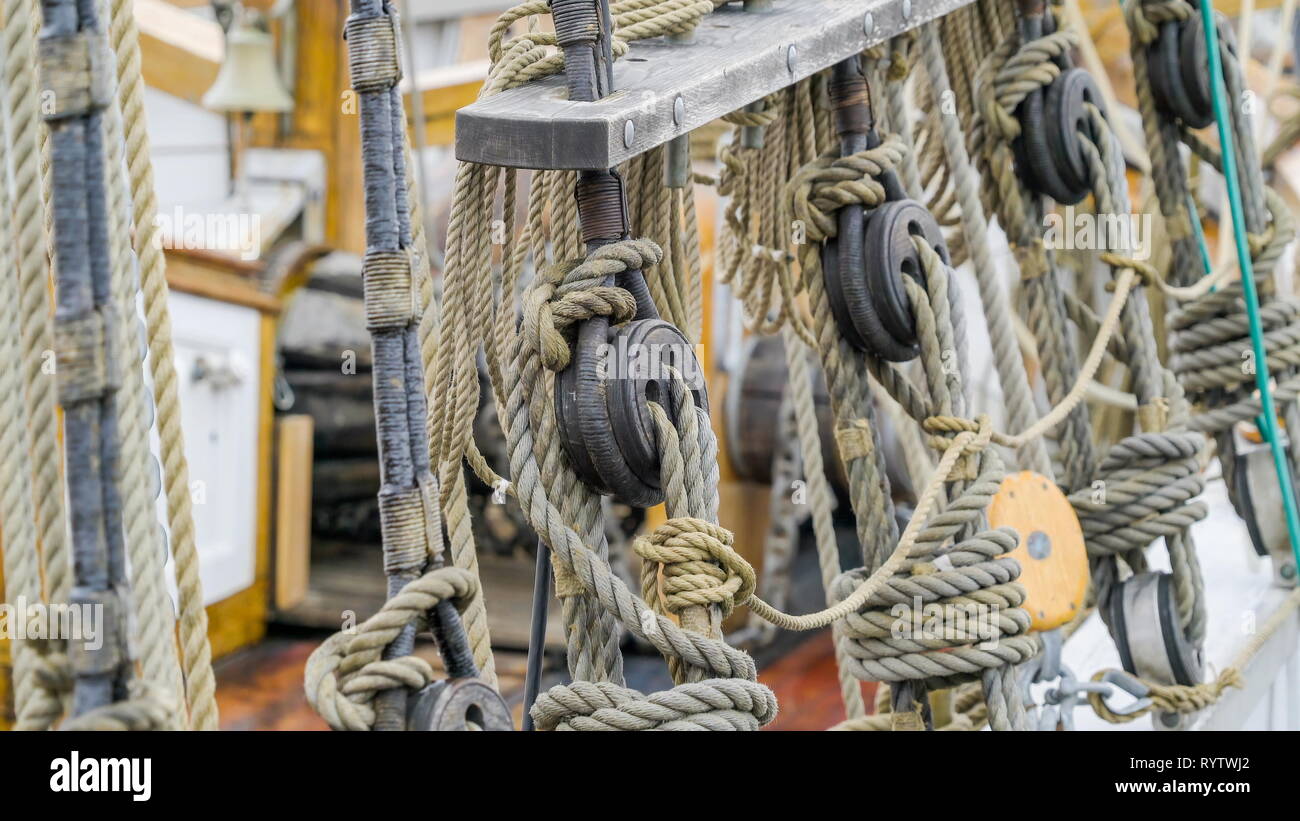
[522,240,660,371]
[531,678,777,730]
[633,516,756,619]
[974,25,1078,142]
[304,567,479,731]
[786,133,908,244]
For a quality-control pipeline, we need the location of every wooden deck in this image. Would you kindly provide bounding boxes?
[214,628,871,731]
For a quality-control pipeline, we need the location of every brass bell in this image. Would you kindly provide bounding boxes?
[202,14,294,113]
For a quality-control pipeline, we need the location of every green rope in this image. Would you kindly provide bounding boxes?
[1184,193,1212,282]
[1200,0,1300,570]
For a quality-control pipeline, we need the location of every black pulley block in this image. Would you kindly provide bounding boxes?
[1148,6,1232,129]
[1016,68,1103,205]
[555,316,708,508]
[823,199,948,362]
[1043,68,1103,202]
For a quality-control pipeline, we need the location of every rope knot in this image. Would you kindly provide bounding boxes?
[633,517,755,618]
[1126,0,1192,46]
[523,239,662,370]
[787,134,907,244]
[975,26,1078,142]
[922,414,994,479]
[1100,252,1160,288]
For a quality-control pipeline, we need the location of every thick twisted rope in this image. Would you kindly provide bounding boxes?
[305,567,479,731]
[506,244,759,687]
[106,0,217,727]
[5,0,71,615]
[531,678,776,730]
[970,13,1098,491]
[0,137,67,731]
[530,363,775,729]
[99,0,185,724]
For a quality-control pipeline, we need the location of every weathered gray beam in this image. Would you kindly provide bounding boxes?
[454,0,973,170]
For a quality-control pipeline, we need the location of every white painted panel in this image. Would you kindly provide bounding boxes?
[144,87,231,209]
[160,292,262,605]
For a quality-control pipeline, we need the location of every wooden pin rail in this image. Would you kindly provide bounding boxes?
[454,0,974,170]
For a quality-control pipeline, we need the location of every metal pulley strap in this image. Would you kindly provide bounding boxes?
[325,0,499,731]
[41,0,132,718]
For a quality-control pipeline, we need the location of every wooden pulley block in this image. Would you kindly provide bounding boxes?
[723,335,843,488]
[1147,3,1229,130]
[987,471,1088,632]
[1041,68,1103,201]
[822,199,947,362]
[722,335,918,501]
[407,678,513,731]
[1231,422,1299,587]
[555,316,708,508]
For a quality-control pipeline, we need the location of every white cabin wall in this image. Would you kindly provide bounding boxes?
[145,87,232,209]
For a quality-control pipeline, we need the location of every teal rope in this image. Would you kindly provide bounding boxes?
[1200,1,1300,569]
[1185,193,1212,282]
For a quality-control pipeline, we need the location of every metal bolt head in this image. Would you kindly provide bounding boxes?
[623,119,635,148]
[786,44,797,72]
[673,96,686,126]
[863,12,874,34]
[1282,561,1297,580]
[1027,530,1052,560]
[902,0,913,19]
